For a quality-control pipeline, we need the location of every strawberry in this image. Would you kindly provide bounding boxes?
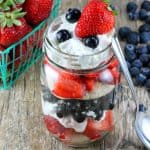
[84,78,95,91]
[0,9,32,47]
[84,111,113,139]
[53,77,85,99]
[108,58,119,69]
[75,0,115,38]
[44,115,74,142]
[23,0,53,26]
[110,67,121,84]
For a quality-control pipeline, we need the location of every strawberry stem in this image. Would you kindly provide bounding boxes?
[0,8,26,28]
[0,0,25,11]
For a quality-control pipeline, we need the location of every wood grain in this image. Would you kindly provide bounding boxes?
[0,0,150,150]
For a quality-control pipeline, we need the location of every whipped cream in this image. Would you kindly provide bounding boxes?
[45,15,115,70]
[42,99,88,133]
[47,15,114,55]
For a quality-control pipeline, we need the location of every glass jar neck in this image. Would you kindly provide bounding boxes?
[43,37,114,73]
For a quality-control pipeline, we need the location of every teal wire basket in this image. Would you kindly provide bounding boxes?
[0,0,61,90]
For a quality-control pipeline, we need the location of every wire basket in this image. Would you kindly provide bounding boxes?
[0,0,61,90]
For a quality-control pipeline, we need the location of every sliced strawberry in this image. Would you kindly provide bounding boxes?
[75,0,115,38]
[84,125,101,140]
[53,77,85,99]
[84,111,113,139]
[108,58,119,69]
[84,78,95,91]
[44,115,74,142]
[110,67,121,84]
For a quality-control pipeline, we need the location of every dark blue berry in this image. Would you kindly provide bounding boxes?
[146,16,150,24]
[136,45,148,54]
[132,59,143,68]
[127,2,138,13]
[95,110,103,121]
[139,24,150,33]
[139,104,147,112]
[136,73,147,85]
[118,27,131,40]
[141,1,150,11]
[56,29,72,43]
[140,32,150,43]
[125,53,136,62]
[130,67,140,77]
[139,54,149,65]
[73,112,86,123]
[128,12,139,20]
[125,44,136,53]
[66,8,81,23]
[141,68,150,77]
[147,44,150,53]
[56,107,64,118]
[127,31,140,45]
[126,61,131,68]
[125,44,136,61]
[139,9,148,21]
[145,79,150,88]
[83,36,99,49]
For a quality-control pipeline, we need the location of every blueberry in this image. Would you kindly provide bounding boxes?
[95,110,103,121]
[140,32,150,43]
[139,24,150,33]
[127,2,138,13]
[125,44,136,53]
[56,107,64,118]
[141,68,150,77]
[146,16,150,24]
[136,73,147,85]
[139,9,148,21]
[127,31,140,45]
[139,54,149,65]
[83,36,99,49]
[141,1,150,11]
[130,67,140,77]
[147,44,150,53]
[132,59,143,68]
[136,45,148,54]
[73,112,86,123]
[126,61,131,68]
[145,79,150,88]
[126,53,137,62]
[118,27,131,40]
[56,29,72,43]
[128,12,139,20]
[66,8,81,23]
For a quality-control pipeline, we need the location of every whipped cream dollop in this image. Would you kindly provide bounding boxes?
[42,99,88,133]
[47,15,115,56]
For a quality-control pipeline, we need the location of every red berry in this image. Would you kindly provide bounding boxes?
[84,78,95,91]
[75,0,115,38]
[44,115,74,142]
[108,58,119,69]
[110,67,121,84]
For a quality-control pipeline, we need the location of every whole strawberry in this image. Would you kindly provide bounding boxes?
[75,0,115,38]
[23,0,53,26]
[0,9,32,47]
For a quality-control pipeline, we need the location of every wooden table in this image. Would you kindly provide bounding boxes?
[0,0,150,149]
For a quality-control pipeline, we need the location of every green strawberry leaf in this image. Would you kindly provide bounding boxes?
[103,0,110,4]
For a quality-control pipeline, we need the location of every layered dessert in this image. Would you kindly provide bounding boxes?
[41,0,120,146]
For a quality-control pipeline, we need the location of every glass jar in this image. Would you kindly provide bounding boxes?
[41,16,121,147]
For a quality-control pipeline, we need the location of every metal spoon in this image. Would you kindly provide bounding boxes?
[112,35,150,149]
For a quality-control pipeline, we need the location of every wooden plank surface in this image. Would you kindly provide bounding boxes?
[0,0,150,150]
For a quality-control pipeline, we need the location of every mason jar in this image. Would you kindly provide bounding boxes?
[40,15,121,147]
